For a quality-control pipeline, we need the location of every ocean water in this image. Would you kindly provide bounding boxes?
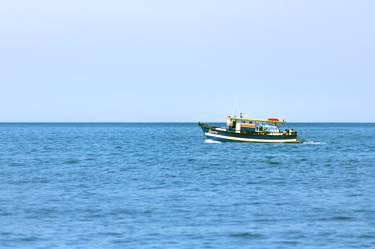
[0,123,375,249]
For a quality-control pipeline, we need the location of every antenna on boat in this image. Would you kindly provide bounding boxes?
[232,97,237,117]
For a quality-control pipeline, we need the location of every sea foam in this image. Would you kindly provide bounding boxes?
[205,139,222,144]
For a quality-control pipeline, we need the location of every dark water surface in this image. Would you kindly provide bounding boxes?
[1,123,375,248]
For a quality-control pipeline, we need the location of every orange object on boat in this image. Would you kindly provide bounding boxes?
[267,118,280,122]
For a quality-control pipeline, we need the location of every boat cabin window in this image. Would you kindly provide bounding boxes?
[263,125,279,132]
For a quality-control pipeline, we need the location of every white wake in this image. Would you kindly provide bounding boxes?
[302,141,325,145]
[205,139,222,144]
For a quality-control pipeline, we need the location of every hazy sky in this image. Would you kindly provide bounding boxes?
[0,0,374,122]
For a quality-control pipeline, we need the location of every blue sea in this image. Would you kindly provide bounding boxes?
[1,123,375,248]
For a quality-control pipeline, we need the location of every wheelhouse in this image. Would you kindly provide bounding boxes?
[226,115,285,134]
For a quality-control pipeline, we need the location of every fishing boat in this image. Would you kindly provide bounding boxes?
[199,114,298,143]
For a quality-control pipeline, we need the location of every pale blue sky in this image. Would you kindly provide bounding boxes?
[0,0,374,122]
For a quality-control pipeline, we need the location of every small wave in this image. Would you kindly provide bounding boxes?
[64,159,80,164]
[205,139,222,144]
[267,161,281,165]
[229,231,263,239]
[332,216,353,221]
[302,141,324,145]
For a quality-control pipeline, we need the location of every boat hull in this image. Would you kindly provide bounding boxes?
[200,124,298,143]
